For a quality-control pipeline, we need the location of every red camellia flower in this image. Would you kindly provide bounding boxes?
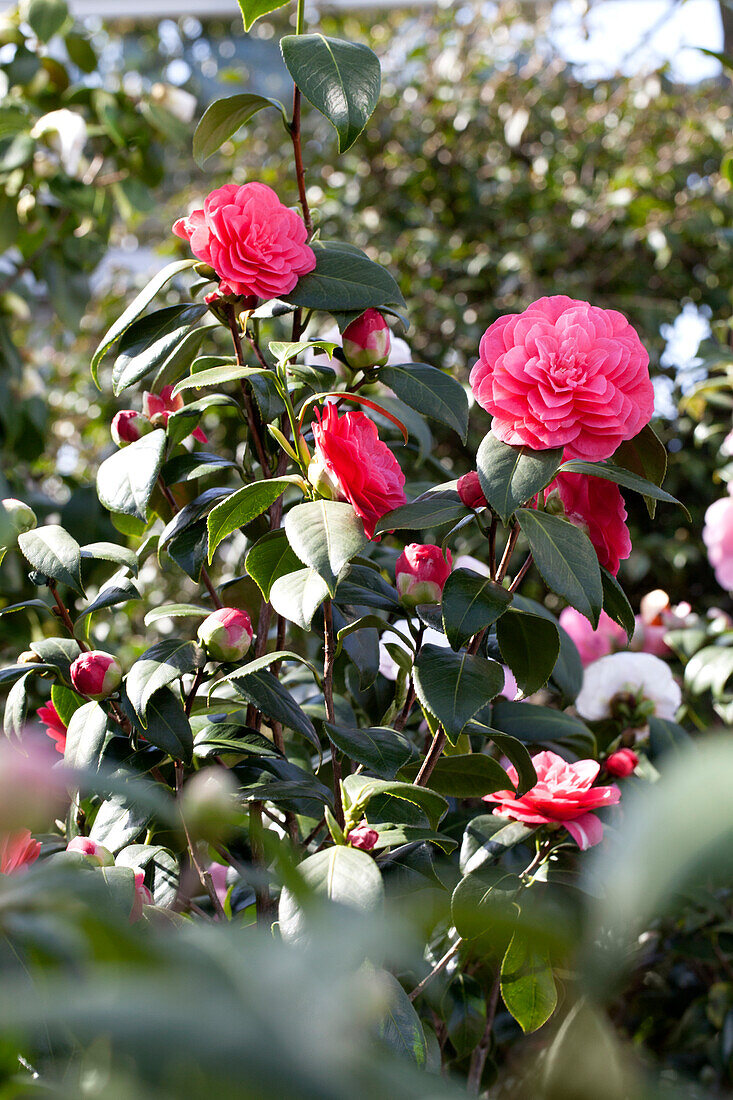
[0,829,41,874]
[395,543,453,608]
[36,702,67,754]
[605,748,639,778]
[547,471,631,576]
[173,183,316,300]
[470,295,653,461]
[457,471,487,510]
[484,749,621,850]
[347,822,379,852]
[310,404,406,538]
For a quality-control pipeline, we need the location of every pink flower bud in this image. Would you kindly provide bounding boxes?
[142,385,207,443]
[604,748,639,778]
[197,607,253,663]
[0,829,40,874]
[347,821,379,851]
[66,835,114,866]
[457,471,487,510]
[111,410,154,447]
[342,309,391,370]
[130,867,153,922]
[395,543,453,608]
[70,651,122,700]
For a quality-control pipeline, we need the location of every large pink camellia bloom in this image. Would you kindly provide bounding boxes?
[470,296,653,461]
[559,607,627,667]
[484,749,621,850]
[173,183,316,300]
[547,471,631,576]
[310,405,406,538]
[703,488,733,591]
[0,829,41,874]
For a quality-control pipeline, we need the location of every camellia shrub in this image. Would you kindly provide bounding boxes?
[0,1,716,1096]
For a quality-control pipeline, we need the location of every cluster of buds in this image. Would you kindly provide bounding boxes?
[111,385,207,447]
[197,608,254,663]
[395,543,453,609]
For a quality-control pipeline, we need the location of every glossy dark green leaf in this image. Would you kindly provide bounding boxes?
[269,567,330,630]
[80,542,138,574]
[600,566,635,642]
[516,508,602,626]
[125,639,204,723]
[511,595,583,703]
[343,774,448,830]
[161,451,238,486]
[374,491,466,537]
[75,573,140,624]
[193,93,286,166]
[612,423,667,518]
[335,562,400,611]
[207,479,293,562]
[284,500,368,594]
[379,363,468,442]
[496,608,560,695]
[413,644,505,744]
[64,701,108,770]
[50,682,84,727]
[111,304,207,396]
[491,699,596,757]
[459,815,537,876]
[501,930,557,1033]
[29,637,80,681]
[466,724,537,796]
[558,459,687,516]
[399,753,512,797]
[116,843,179,908]
[160,488,231,549]
[443,975,487,1057]
[285,241,405,311]
[441,568,513,651]
[278,846,384,943]
[142,688,193,764]
[18,525,85,596]
[4,671,31,740]
[89,795,150,853]
[232,669,318,750]
[477,433,562,525]
[376,971,427,1066]
[96,430,166,522]
[324,722,417,780]
[245,529,302,600]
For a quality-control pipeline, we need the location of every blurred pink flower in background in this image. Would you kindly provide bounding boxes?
[0,829,40,874]
[704,488,733,591]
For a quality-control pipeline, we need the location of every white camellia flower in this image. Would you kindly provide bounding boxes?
[31,109,88,177]
[151,83,197,125]
[575,651,681,722]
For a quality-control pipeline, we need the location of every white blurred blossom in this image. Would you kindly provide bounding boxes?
[575,651,681,722]
[31,109,88,177]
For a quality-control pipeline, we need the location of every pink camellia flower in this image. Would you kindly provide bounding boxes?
[704,488,733,591]
[66,836,114,866]
[604,748,638,778]
[173,182,316,300]
[347,821,379,852]
[197,607,254,663]
[457,471,487,510]
[130,868,154,923]
[547,471,631,576]
[559,607,627,667]
[36,702,68,754]
[395,543,453,608]
[70,651,122,700]
[470,295,653,461]
[310,404,406,539]
[484,749,621,850]
[111,409,154,447]
[0,741,69,832]
[0,829,40,874]
[342,309,391,370]
[142,385,207,444]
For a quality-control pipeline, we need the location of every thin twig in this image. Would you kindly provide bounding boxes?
[467,972,501,1093]
[496,523,520,584]
[408,938,462,1002]
[488,515,498,580]
[508,553,533,594]
[414,727,447,788]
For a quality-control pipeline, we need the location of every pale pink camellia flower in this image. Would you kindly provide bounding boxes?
[173,182,316,300]
[604,748,639,778]
[70,651,122,701]
[484,749,621,850]
[395,544,453,608]
[310,404,406,539]
[197,607,254,663]
[470,295,654,461]
[111,409,154,447]
[347,821,379,852]
[457,471,487,510]
[547,472,631,576]
[142,385,207,444]
[342,309,391,371]
[130,868,154,923]
[704,488,733,591]
[66,836,114,867]
[0,829,41,874]
[559,607,626,667]
[501,665,519,700]
[0,740,69,832]
[36,701,68,754]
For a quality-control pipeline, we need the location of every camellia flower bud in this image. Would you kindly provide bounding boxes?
[395,543,453,608]
[604,748,639,778]
[180,767,240,842]
[342,309,391,370]
[130,868,154,923]
[457,471,487,510]
[347,821,379,852]
[307,450,345,502]
[70,651,122,700]
[197,607,254,663]
[111,410,154,447]
[66,836,115,867]
[1,498,37,540]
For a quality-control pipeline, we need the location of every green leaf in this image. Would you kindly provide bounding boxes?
[144,604,210,627]
[172,363,265,396]
[685,645,733,696]
[26,0,68,43]
[193,93,286,167]
[376,971,427,1066]
[116,843,178,907]
[335,561,400,611]
[161,488,231,549]
[512,595,583,704]
[558,459,687,516]
[245,529,302,600]
[96,430,166,521]
[80,542,139,574]
[459,815,537,876]
[161,451,238,485]
[501,930,557,1034]
[278,846,384,944]
[64,701,108,770]
[374,490,466,536]
[207,479,293,562]
[280,34,380,152]
[111,304,207,396]
[647,715,692,759]
[443,975,487,1058]
[491,699,596,757]
[477,434,562,526]
[324,722,417,780]
[466,725,537,797]
[269,567,330,630]
[379,364,468,443]
[29,637,80,681]
[285,241,405,311]
[65,31,97,72]
[612,423,667,518]
[236,0,290,31]
[441,568,513,651]
[413,644,505,744]
[75,573,140,626]
[125,639,204,723]
[600,567,635,643]
[50,682,84,727]
[342,774,448,830]
[4,672,31,740]
[17,525,84,596]
[496,608,560,695]
[89,796,150,853]
[399,753,512,797]
[91,259,196,385]
[167,394,242,448]
[516,508,602,627]
[231,669,318,749]
[142,688,193,764]
[269,339,339,367]
[284,500,368,594]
